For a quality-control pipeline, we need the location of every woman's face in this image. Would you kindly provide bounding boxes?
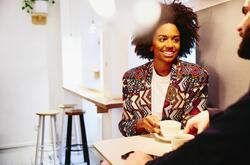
[152,23,180,63]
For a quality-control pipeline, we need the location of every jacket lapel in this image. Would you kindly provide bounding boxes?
[139,61,153,114]
[163,60,185,120]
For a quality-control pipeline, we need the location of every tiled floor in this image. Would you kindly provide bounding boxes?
[59,146,103,165]
[0,146,103,165]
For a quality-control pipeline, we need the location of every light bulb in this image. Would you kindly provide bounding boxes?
[89,0,116,19]
[133,0,161,31]
[89,21,97,33]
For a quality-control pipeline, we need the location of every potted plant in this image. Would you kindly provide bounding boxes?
[22,0,55,13]
[21,0,55,25]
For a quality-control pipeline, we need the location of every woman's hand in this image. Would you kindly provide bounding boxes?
[136,115,160,134]
[184,110,209,135]
[124,151,153,165]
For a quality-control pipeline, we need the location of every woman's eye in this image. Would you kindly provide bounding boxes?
[159,38,166,42]
[173,38,180,43]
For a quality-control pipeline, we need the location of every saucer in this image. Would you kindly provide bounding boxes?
[154,130,184,142]
[154,133,172,142]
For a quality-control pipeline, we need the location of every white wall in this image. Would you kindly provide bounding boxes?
[197,0,250,109]
[0,0,62,150]
[0,0,246,153]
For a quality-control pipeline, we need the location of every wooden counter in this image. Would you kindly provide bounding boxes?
[63,84,123,113]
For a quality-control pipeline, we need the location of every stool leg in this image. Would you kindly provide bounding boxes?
[54,115,59,145]
[35,116,42,165]
[59,111,65,163]
[40,116,45,164]
[73,116,81,151]
[65,116,72,165]
[51,116,57,165]
[79,114,90,165]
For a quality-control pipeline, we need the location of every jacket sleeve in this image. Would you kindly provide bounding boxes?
[181,69,209,127]
[118,74,146,136]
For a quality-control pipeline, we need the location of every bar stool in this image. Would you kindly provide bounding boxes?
[58,104,82,162]
[64,109,90,165]
[35,110,59,165]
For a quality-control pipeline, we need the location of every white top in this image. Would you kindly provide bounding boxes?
[151,67,171,119]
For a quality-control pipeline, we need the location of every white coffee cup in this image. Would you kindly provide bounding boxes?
[171,133,195,150]
[160,120,181,139]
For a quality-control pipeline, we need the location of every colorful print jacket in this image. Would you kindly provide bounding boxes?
[118,60,208,137]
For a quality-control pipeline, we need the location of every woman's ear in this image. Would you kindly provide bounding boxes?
[150,46,154,52]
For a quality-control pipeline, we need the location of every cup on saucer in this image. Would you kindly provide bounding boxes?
[159,120,181,140]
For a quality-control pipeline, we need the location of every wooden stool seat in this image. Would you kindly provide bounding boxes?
[65,109,85,115]
[58,104,77,109]
[36,110,59,116]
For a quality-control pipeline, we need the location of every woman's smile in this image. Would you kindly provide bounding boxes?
[152,23,180,63]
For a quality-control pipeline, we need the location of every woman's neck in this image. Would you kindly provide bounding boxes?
[153,59,177,76]
[154,62,172,76]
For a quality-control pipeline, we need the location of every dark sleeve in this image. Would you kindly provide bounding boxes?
[207,107,223,120]
[146,91,250,165]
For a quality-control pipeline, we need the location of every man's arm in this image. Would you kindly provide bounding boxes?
[207,107,223,119]
[184,107,224,135]
[146,91,250,164]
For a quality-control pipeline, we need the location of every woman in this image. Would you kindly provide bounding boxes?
[119,1,208,137]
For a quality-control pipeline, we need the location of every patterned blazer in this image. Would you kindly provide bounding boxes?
[118,60,208,137]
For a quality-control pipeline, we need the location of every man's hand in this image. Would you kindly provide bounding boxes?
[136,115,160,134]
[124,151,153,165]
[184,110,209,135]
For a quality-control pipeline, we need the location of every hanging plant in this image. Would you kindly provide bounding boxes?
[21,0,55,13]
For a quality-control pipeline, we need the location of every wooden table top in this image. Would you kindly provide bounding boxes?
[93,134,172,165]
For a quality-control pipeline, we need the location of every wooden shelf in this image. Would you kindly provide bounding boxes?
[63,84,123,113]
